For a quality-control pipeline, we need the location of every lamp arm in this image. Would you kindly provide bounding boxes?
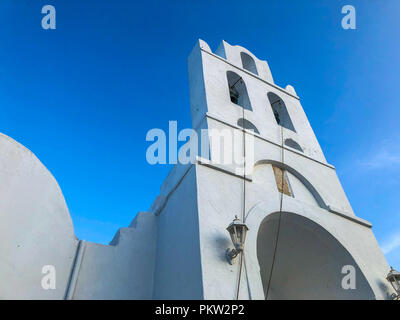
[226,248,241,265]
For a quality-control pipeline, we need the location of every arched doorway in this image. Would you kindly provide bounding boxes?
[257,212,375,299]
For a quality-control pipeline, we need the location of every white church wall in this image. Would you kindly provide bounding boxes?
[188,40,210,130]
[267,145,354,216]
[72,212,157,299]
[195,159,393,299]
[0,133,78,299]
[286,170,320,207]
[152,165,204,299]
[282,92,327,163]
[199,113,354,217]
[195,164,245,300]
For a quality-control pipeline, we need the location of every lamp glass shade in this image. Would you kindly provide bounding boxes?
[387,267,400,293]
[227,217,249,251]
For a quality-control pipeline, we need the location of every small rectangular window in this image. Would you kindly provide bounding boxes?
[272,166,292,196]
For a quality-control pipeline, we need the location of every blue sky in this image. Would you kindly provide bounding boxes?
[0,1,399,267]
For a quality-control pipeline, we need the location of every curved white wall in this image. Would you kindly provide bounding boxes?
[0,133,78,299]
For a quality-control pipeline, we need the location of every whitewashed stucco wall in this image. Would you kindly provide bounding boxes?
[0,133,78,299]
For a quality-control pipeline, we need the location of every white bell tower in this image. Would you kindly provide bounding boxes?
[177,39,393,299]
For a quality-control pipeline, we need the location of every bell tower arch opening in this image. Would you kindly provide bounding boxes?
[284,138,303,152]
[227,71,252,111]
[240,52,258,75]
[267,92,295,132]
[256,212,375,300]
[237,118,260,134]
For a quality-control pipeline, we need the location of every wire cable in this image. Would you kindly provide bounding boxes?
[265,117,285,300]
[235,78,246,300]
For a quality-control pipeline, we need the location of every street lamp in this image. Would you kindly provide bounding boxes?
[386,266,400,300]
[226,215,249,264]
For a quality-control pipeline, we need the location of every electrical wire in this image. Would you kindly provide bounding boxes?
[235,78,246,300]
[265,109,286,300]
